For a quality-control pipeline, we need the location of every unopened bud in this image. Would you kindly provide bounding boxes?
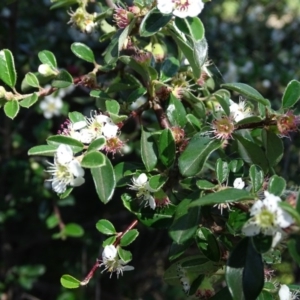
[38,64,57,76]
[0,86,6,98]
[152,43,166,62]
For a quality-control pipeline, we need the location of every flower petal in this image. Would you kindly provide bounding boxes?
[56,144,73,165]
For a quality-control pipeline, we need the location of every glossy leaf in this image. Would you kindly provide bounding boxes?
[215,159,229,184]
[282,80,300,109]
[249,165,264,193]
[60,275,80,289]
[196,227,220,262]
[4,100,19,119]
[114,162,143,187]
[148,174,168,191]
[268,175,286,196]
[169,240,193,261]
[179,134,222,177]
[63,223,84,237]
[24,72,40,88]
[169,195,201,244]
[87,137,106,152]
[175,17,205,41]
[105,99,119,115]
[71,42,95,63]
[19,93,38,108]
[120,229,139,247]
[28,144,58,156]
[251,235,273,254]
[196,180,217,190]
[52,69,73,88]
[81,151,105,168]
[287,237,300,266]
[262,129,283,167]
[166,94,187,127]
[91,156,116,204]
[96,219,116,235]
[141,127,158,172]
[38,50,57,68]
[47,135,84,154]
[160,57,180,81]
[68,111,85,123]
[102,236,117,247]
[122,193,176,229]
[235,134,269,173]
[158,129,176,168]
[221,83,269,106]
[189,188,252,208]
[0,49,17,87]
[229,159,244,173]
[117,248,132,263]
[139,8,172,37]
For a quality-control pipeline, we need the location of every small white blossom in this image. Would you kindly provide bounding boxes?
[47,144,85,193]
[279,284,299,300]
[233,178,245,189]
[40,95,63,119]
[242,191,293,237]
[129,173,156,209]
[229,99,252,122]
[100,245,134,278]
[157,0,204,18]
[38,64,57,76]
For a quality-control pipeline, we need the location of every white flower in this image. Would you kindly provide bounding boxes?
[157,0,204,18]
[47,144,85,193]
[229,99,252,122]
[233,178,245,189]
[279,284,299,300]
[100,245,134,278]
[129,173,156,209]
[242,191,293,236]
[40,95,63,119]
[38,64,57,76]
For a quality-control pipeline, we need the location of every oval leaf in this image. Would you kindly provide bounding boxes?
[63,223,84,237]
[4,100,19,119]
[158,129,176,168]
[81,151,105,168]
[25,72,40,88]
[166,94,187,127]
[38,50,57,68]
[19,93,38,108]
[28,144,58,156]
[96,219,116,235]
[91,156,116,204]
[0,49,17,87]
[268,175,286,196]
[60,275,81,289]
[141,127,158,172]
[47,135,84,154]
[120,229,139,247]
[52,69,73,88]
[71,42,95,63]
[282,80,300,109]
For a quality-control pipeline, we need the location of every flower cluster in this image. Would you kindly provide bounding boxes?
[157,0,204,18]
[278,284,299,300]
[100,245,134,278]
[129,173,156,209]
[242,191,293,237]
[46,144,85,193]
[59,112,123,154]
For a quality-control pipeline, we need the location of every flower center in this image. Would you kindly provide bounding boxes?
[257,209,275,228]
[56,164,71,180]
[174,0,190,11]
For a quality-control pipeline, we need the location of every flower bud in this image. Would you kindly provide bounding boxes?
[38,64,57,76]
[152,43,166,62]
[0,86,6,98]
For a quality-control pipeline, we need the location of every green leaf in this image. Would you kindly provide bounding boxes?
[105,99,119,115]
[257,290,274,300]
[95,219,116,235]
[19,93,38,108]
[169,195,201,244]
[166,94,187,127]
[4,100,19,119]
[68,111,85,123]
[87,137,106,152]
[24,72,40,88]
[196,180,217,190]
[28,144,58,156]
[71,42,95,63]
[158,129,175,168]
[179,134,222,177]
[189,188,252,208]
[229,159,244,173]
[215,159,229,184]
[63,223,84,237]
[122,193,176,229]
[169,240,193,261]
[141,127,158,172]
[127,87,147,103]
[287,236,300,266]
[251,235,273,254]
[50,0,78,9]
[175,17,204,41]
[114,162,143,187]
[102,236,117,247]
[117,248,132,263]
[234,134,269,173]
[0,49,17,87]
[47,135,84,154]
[296,188,300,215]
[60,275,80,289]
[249,165,264,193]
[282,80,300,109]
[52,69,73,88]
[38,50,57,68]
[279,202,300,224]
[160,57,180,82]
[148,174,168,191]
[91,156,116,204]
[120,229,139,247]
[46,214,59,229]
[262,129,283,167]
[81,151,105,168]
[196,227,220,262]
[221,83,269,106]
[268,175,286,196]
[139,8,172,37]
